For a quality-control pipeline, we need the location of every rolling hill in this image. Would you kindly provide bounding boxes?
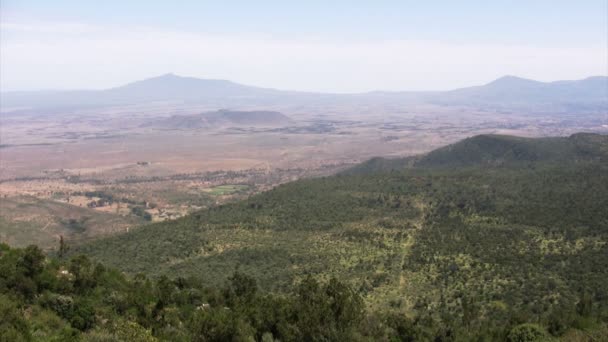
[68,133,608,339]
[417,132,608,167]
[0,196,142,249]
[346,133,608,174]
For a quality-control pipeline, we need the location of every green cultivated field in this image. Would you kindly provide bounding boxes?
[207,184,250,196]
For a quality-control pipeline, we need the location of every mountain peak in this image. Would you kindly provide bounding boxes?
[157,72,179,79]
[487,75,541,87]
[117,73,243,91]
[131,73,231,86]
[101,73,275,102]
[139,73,214,83]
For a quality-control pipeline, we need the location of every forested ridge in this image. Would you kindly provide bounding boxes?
[2,133,608,341]
[346,132,608,174]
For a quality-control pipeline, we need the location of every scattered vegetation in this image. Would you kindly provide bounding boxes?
[3,133,607,340]
[66,133,608,340]
[0,196,141,249]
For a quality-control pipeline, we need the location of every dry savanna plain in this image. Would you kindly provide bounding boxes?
[1,99,606,249]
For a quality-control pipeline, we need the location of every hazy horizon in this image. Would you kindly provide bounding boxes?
[1,0,607,92]
[1,72,607,95]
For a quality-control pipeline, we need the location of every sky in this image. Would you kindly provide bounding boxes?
[1,0,607,92]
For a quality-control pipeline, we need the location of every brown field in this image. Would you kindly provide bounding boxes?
[0,195,142,249]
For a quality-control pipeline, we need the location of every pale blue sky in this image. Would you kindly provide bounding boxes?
[1,0,607,92]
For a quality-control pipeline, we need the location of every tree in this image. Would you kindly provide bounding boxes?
[0,294,31,342]
[114,320,158,342]
[18,245,45,278]
[506,324,547,342]
[58,235,69,258]
[295,276,364,341]
[69,255,96,292]
[325,277,364,330]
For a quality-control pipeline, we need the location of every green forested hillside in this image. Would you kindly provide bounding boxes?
[3,133,608,341]
[416,133,608,167]
[65,133,608,340]
[347,133,608,174]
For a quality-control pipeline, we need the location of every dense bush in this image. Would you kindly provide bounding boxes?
[0,245,380,341]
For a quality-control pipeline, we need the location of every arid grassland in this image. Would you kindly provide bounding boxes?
[2,99,606,249]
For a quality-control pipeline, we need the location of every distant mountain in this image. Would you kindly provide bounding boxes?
[0,74,292,110]
[434,75,608,110]
[1,74,606,112]
[144,109,293,129]
[103,73,282,102]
